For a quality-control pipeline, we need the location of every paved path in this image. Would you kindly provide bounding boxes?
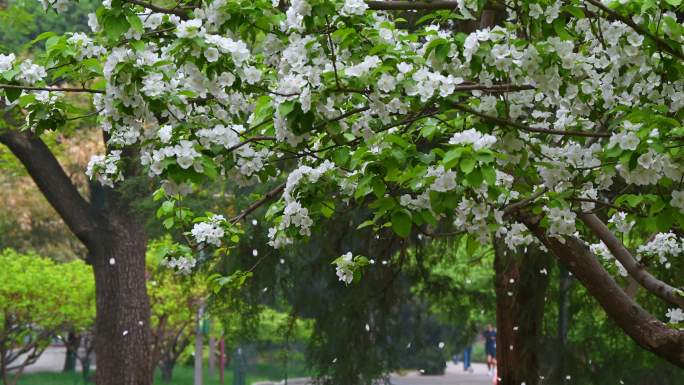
[390,363,491,385]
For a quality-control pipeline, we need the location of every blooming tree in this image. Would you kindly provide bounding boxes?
[2,0,684,381]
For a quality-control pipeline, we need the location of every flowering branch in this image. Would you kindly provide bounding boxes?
[453,105,612,138]
[584,0,684,62]
[225,136,276,153]
[122,0,189,18]
[0,84,104,94]
[579,212,684,309]
[521,213,684,368]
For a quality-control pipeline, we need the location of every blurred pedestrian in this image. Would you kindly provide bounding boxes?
[482,324,497,377]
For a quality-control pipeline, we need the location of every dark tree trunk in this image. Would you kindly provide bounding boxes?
[160,360,175,383]
[91,215,152,385]
[62,332,80,372]
[494,239,551,385]
[556,264,573,377]
[0,129,154,385]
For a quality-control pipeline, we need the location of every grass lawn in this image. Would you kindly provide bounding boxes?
[17,362,311,385]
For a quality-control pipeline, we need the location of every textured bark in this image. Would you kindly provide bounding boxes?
[522,216,684,368]
[160,360,175,383]
[0,131,153,385]
[62,332,80,372]
[91,214,151,385]
[494,239,551,385]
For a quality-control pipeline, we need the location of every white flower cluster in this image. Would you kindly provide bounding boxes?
[453,197,496,245]
[426,165,457,192]
[85,151,123,188]
[607,121,641,151]
[671,190,684,214]
[637,232,683,267]
[142,140,203,176]
[399,192,431,212]
[341,0,368,16]
[191,215,226,247]
[345,56,381,77]
[616,149,681,187]
[67,33,106,60]
[39,0,69,12]
[335,252,354,285]
[497,222,535,251]
[268,161,335,247]
[589,241,628,277]
[448,128,497,151]
[161,255,197,274]
[17,60,47,84]
[544,207,576,237]
[196,124,241,149]
[0,53,15,72]
[608,212,634,234]
[666,308,684,324]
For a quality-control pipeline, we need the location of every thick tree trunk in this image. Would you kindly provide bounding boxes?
[62,332,80,372]
[160,360,175,383]
[494,239,551,385]
[0,132,154,385]
[91,216,152,385]
[556,264,573,378]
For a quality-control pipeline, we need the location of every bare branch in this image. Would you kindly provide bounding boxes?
[0,131,103,249]
[230,183,286,224]
[366,1,462,10]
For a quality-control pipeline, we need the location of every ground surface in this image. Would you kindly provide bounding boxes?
[390,363,491,385]
[20,347,492,385]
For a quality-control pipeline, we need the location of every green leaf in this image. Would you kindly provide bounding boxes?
[465,168,483,187]
[665,0,681,6]
[459,156,476,174]
[162,217,175,229]
[391,210,412,238]
[371,177,386,198]
[127,14,144,34]
[103,13,130,40]
[4,87,21,103]
[356,219,375,230]
[656,210,674,232]
[482,166,496,185]
[279,100,296,117]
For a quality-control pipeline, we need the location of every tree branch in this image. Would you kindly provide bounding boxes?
[521,214,684,368]
[453,105,611,138]
[0,84,104,94]
[578,212,684,309]
[366,1,462,10]
[230,183,285,224]
[0,131,102,248]
[122,0,189,18]
[584,0,684,62]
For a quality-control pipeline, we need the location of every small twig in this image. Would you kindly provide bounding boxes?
[230,183,285,224]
